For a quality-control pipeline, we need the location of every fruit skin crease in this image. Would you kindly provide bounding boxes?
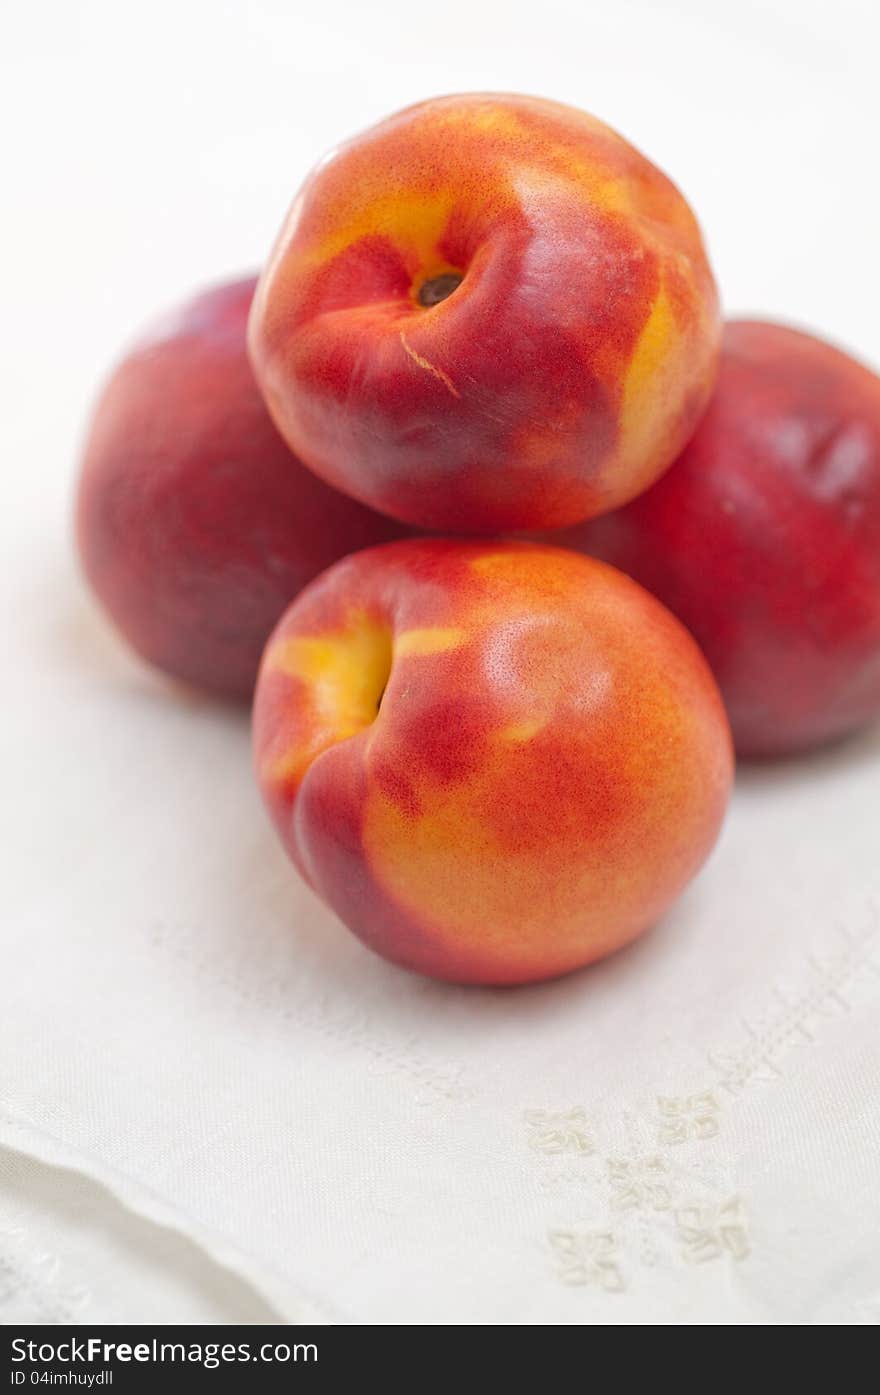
[248,92,721,534]
[253,540,733,986]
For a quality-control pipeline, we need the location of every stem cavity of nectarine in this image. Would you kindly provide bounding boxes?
[417,272,463,307]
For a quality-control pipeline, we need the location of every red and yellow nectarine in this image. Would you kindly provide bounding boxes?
[76,276,409,699]
[559,320,880,757]
[249,93,720,533]
[254,540,733,984]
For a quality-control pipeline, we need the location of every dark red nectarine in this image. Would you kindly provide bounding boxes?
[559,320,880,756]
[76,276,409,699]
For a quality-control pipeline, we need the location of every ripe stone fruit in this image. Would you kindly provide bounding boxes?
[76,275,409,699]
[248,92,720,534]
[558,320,880,757]
[253,540,733,985]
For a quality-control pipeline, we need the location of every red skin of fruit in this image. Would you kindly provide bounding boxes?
[248,93,720,533]
[253,540,733,985]
[556,320,880,757]
[76,276,410,699]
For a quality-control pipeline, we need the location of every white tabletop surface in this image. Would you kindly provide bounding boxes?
[3,0,880,1325]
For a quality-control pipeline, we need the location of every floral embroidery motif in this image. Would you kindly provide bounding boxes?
[708,920,879,1098]
[607,1156,672,1212]
[524,1108,593,1156]
[656,1092,720,1144]
[675,1196,750,1263]
[548,1230,625,1291]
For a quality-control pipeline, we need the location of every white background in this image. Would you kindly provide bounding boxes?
[3,0,880,1324]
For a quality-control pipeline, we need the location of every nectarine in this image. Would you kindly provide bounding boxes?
[249,93,720,533]
[76,276,409,699]
[560,320,880,757]
[254,540,733,984]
